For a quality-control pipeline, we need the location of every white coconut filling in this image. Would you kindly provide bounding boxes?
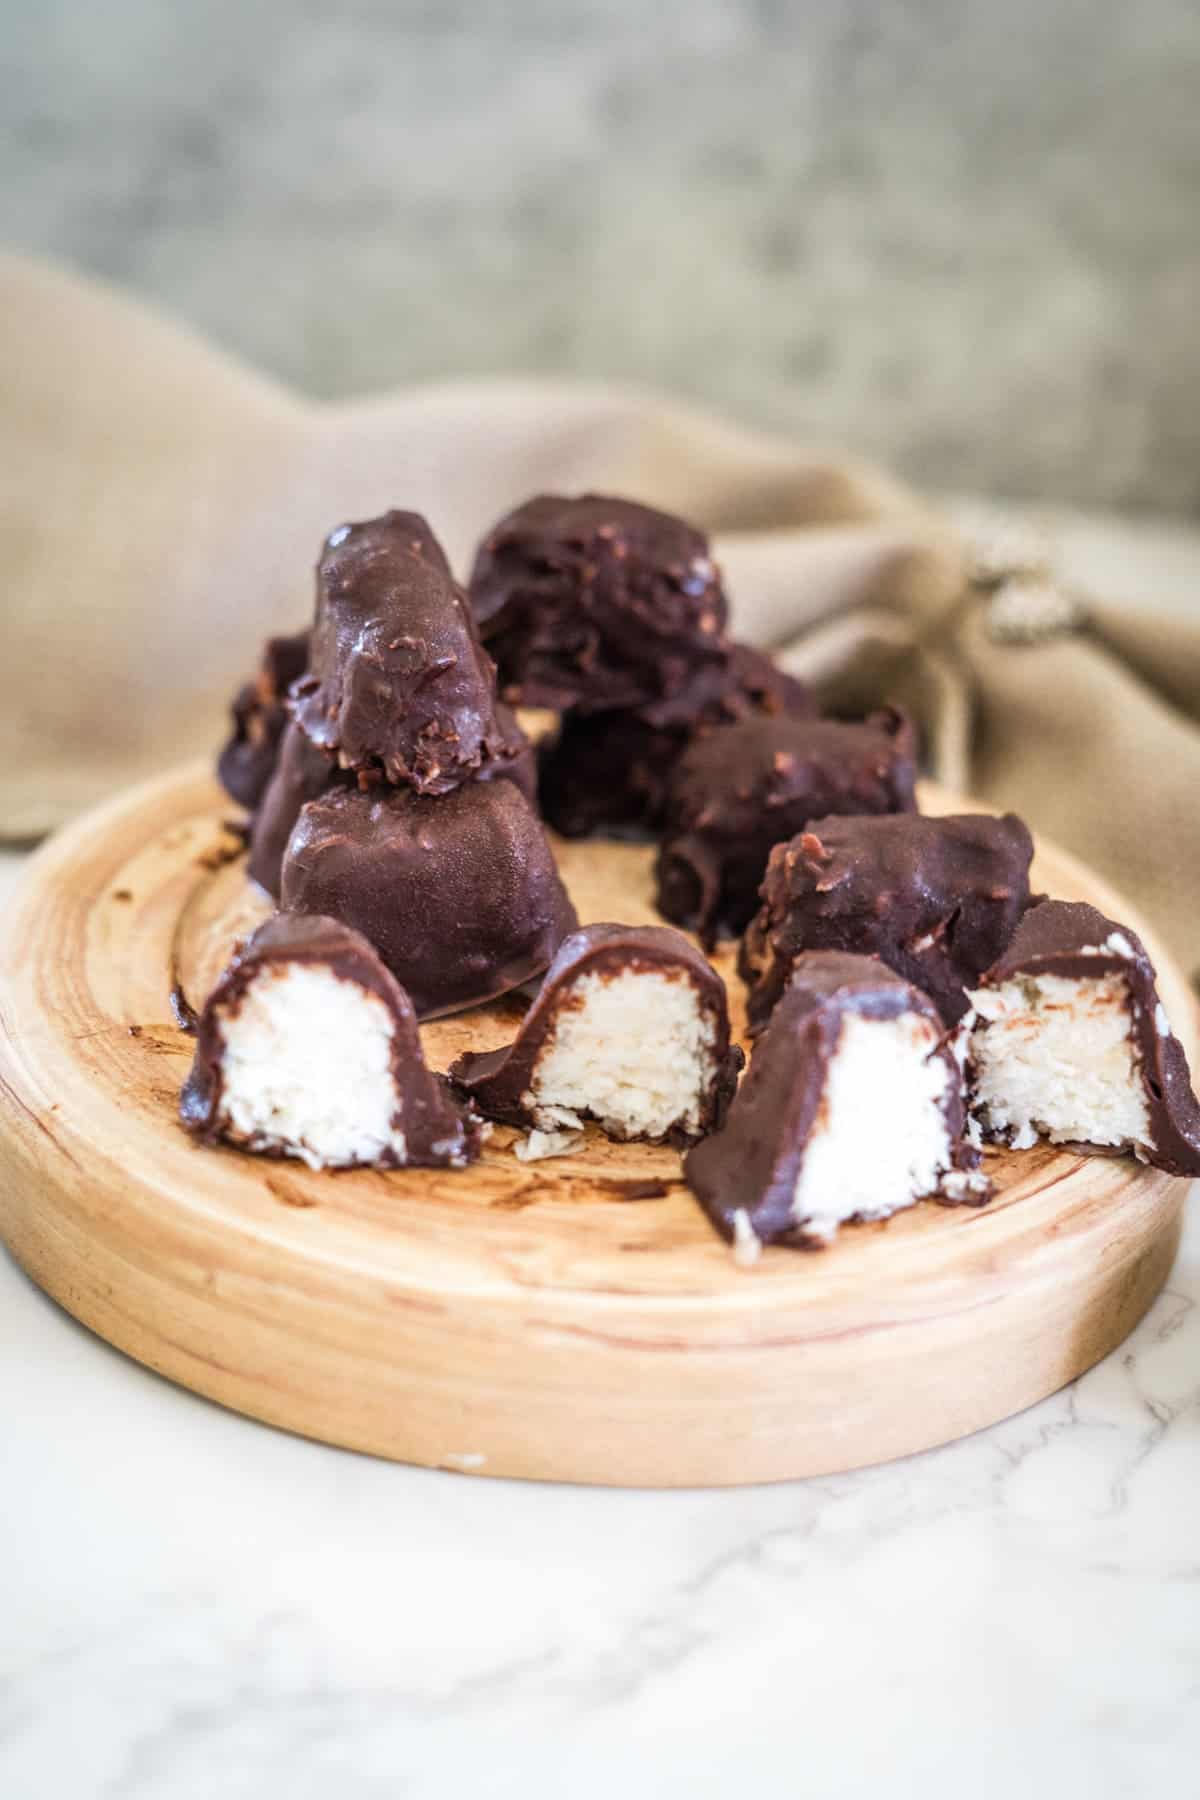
[215,963,409,1170]
[940,1167,991,1200]
[968,972,1152,1154]
[792,1012,954,1239]
[731,1208,762,1267]
[522,968,718,1141]
[514,1127,583,1162]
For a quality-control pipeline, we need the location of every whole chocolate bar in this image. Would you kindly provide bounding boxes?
[216,627,311,811]
[291,511,518,794]
[684,952,984,1251]
[966,899,1200,1175]
[538,644,815,839]
[655,709,918,947]
[451,923,743,1148]
[741,811,1035,1030]
[467,493,729,712]
[281,778,578,1018]
[180,913,479,1170]
[248,703,536,900]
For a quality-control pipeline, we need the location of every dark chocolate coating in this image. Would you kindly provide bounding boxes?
[538,644,816,839]
[467,493,729,712]
[450,922,744,1146]
[684,952,973,1247]
[975,899,1200,1176]
[180,913,479,1167]
[216,628,311,811]
[741,811,1035,1030]
[247,720,344,898]
[280,779,578,1019]
[248,703,535,901]
[291,512,518,794]
[490,702,539,806]
[655,709,918,947]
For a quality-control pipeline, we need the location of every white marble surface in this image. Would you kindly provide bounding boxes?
[3,504,1200,1798]
[2,1205,1198,1799]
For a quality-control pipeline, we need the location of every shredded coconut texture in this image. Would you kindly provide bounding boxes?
[731,1208,762,1267]
[513,1127,583,1162]
[969,972,1152,1153]
[941,1168,991,1201]
[792,1012,954,1239]
[523,968,717,1140]
[215,962,409,1170]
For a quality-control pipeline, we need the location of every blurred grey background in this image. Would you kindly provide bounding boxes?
[3,0,1199,514]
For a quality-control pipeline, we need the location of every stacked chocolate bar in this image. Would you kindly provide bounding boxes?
[217,510,575,1019]
[465,493,929,953]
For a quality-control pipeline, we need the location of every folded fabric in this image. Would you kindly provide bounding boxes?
[3,250,1198,986]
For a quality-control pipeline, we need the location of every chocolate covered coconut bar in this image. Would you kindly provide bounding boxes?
[656,709,917,946]
[468,493,729,712]
[451,923,743,1149]
[247,720,343,899]
[291,511,520,794]
[180,914,478,1170]
[740,811,1035,1030]
[280,778,577,1019]
[966,900,1200,1175]
[248,704,535,901]
[216,627,310,812]
[538,644,815,839]
[685,952,985,1250]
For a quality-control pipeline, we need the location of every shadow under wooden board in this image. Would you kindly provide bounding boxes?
[0,764,1193,1486]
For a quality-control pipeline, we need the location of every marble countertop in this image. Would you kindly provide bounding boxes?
[3,1199,1198,1798]
[3,504,1200,1799]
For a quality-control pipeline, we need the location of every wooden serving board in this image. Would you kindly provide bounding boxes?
[0,765,1193,1486]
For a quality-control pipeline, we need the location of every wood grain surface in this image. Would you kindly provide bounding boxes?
[0,766,1192,1485]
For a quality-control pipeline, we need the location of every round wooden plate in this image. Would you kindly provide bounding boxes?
[0,764,1193,1486]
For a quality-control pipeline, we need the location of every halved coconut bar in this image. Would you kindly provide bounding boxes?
[685,951,984,1250]
[450,923,743,1148]
[966,900,1200,1174]
[180,914,478,1171]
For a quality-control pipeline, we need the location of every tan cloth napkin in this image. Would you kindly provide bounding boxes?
[3,251,1198,982]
